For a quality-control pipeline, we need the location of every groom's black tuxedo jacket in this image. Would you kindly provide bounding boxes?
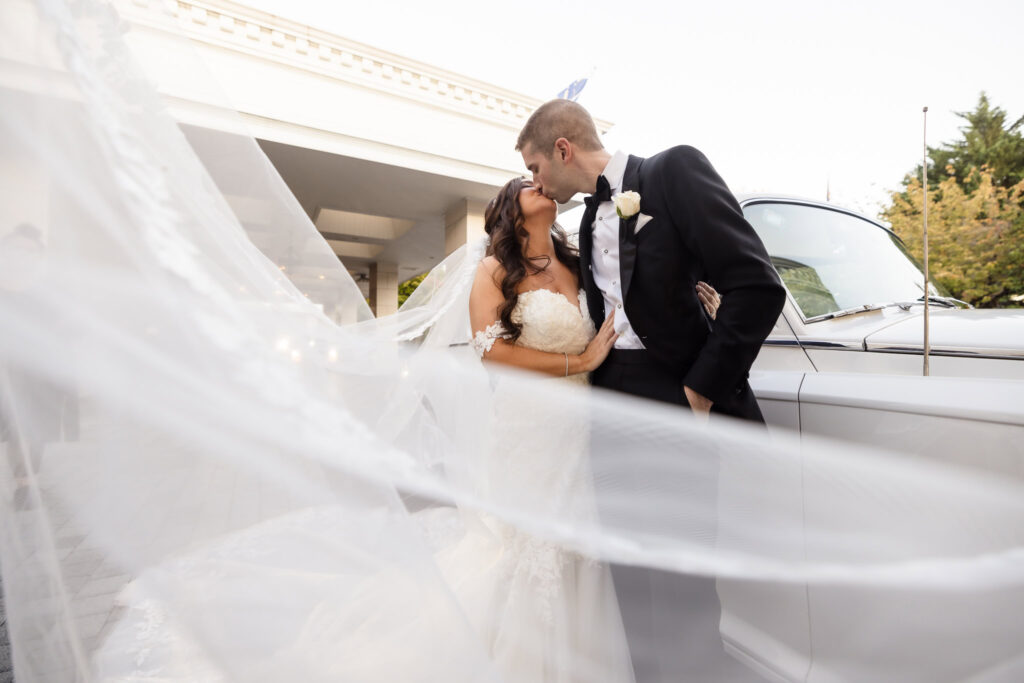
[579,146,786,419]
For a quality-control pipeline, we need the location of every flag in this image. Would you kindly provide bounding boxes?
[557,77,587,102]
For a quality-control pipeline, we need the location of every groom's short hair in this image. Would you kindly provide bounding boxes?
[516,99,602,156]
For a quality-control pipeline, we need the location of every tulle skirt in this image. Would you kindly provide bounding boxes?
[93,503,635,682]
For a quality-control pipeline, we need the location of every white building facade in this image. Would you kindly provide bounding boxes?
[114,0,611,315]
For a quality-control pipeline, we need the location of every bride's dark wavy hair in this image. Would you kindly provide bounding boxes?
[484,176,580,342]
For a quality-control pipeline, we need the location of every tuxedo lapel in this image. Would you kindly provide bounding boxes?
[618,155,643,305]
[578,204,595,275]
[577,203,604,325]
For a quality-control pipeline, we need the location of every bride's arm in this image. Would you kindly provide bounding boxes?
[469,260,617,377]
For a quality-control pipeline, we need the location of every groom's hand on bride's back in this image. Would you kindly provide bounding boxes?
[690,282,720,420]
[696,281,721,321]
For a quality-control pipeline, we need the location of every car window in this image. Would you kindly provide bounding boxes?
[744,202,947,320]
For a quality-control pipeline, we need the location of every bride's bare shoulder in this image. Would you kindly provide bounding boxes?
[477,256,505,285]
[471,256,505,313]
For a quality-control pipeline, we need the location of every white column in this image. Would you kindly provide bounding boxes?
[0,157,48,240]
[368,262,399,317]
[444,198,487,257]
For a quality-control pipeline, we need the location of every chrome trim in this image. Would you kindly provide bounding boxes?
[763,338,863,350]
[804,303,886,323]
[762,339,802,347]
[765,338,1024,360]
[738,196,896,236]
[866,345,1024,361]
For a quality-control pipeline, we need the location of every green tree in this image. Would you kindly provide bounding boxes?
[397,272,427,307]
[885,168,1024,307]
[883,94,1024,308]
[913,93,1024,193]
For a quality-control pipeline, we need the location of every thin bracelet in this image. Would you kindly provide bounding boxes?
[563,353,569,377]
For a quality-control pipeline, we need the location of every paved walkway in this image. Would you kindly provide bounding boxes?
[0,501,130,682]
[1,577,13,683]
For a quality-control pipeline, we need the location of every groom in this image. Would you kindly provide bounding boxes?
[517,99,784,420]
[517,100,785,678]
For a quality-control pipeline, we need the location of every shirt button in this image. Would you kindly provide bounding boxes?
[616,304,622,309]
[598,216,604,222]
[612,280,617,285]
[602,249,609,254]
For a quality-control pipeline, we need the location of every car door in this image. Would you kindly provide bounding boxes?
[720,310,814,682]
[796,372,1024,681]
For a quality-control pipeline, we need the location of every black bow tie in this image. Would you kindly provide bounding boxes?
[584,175,612,210]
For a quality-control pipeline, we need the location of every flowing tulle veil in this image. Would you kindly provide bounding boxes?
[2,0,1024,681]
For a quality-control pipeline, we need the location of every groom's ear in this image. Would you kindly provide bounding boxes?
[554,138,572,164]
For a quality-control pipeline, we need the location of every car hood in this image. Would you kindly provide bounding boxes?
[864,309,1024,358]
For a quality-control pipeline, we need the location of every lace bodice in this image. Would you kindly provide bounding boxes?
[471,289,596,383]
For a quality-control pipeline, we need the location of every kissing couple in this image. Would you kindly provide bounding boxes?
[459,99,787,679]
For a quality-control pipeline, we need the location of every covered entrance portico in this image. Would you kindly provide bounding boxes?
[258,139,493,316]
[115,0,611,315]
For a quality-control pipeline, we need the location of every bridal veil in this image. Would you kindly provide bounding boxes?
[1,0,1023,680]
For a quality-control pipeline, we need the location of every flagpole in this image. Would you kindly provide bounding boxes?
[922,106,930,377]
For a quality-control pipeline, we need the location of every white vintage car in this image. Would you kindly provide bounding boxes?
[743,195,1024,457]
[723,196,1024,682]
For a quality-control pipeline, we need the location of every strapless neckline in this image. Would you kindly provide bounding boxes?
[517,288,585,318]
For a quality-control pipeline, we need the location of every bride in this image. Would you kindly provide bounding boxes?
[460,176,627,681]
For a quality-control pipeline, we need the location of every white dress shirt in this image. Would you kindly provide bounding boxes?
[591,150,645,349]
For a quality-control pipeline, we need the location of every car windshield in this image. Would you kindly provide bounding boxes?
[743,201,948,320]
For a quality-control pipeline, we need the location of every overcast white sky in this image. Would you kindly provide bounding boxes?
[247,0,1022,217]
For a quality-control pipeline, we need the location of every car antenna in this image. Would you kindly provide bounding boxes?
[922,106,931,377]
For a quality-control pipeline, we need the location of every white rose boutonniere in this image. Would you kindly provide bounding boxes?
[613,191,641,219]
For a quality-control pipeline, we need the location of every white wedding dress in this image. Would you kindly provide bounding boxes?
[93,286,636,683]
